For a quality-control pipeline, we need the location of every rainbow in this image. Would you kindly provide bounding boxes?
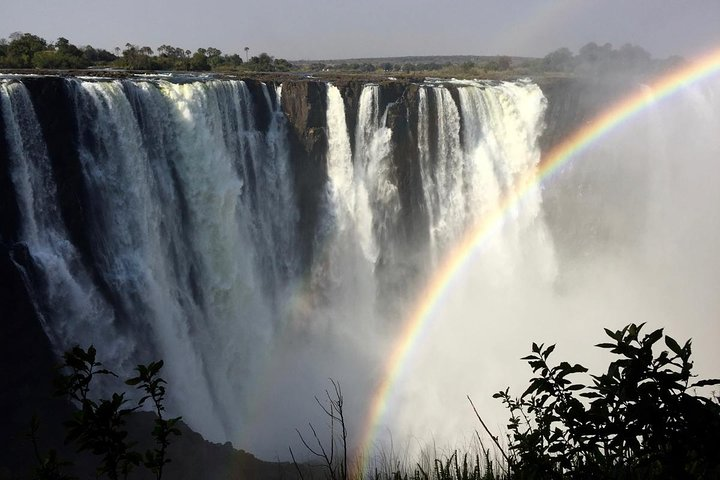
[357,47,720,464]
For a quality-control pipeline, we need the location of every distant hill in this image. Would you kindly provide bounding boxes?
[292,54,539,66]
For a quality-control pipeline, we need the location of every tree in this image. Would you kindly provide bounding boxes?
[205,47,222,68]
[247,52,274,71]
[617,43,652,69]
[291,380,348,480]
[54,37,82,58]
[494,324,720,478]
[120,43,156,70]
[4,32,48,68]
[189,49,210,71]
[82,46,117,64]
[273,58,293,72]
[222,53,243,67]
[543,47,574,72]
[578,41,614,65]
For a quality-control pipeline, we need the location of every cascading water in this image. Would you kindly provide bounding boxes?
[0,76,561,454]
[354,84,399,263]
[417,80,556,280]
[2,73,718,462]
[2,77,300,443]
[0,80,122,357]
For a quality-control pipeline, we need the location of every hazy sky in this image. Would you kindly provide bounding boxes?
[2,0,719,61]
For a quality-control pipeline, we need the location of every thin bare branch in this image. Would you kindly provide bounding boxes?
[467,395,510,463]
[288,447,305,480]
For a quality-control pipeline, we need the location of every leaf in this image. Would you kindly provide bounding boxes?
[522,378,542,398]
[665,336,682,355]
[570,363,588,374]
[645,328,663,346]
[690,379,720,388]
[604,328,619,341]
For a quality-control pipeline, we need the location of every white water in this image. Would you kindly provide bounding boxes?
[0,80,125,361]
[3,75,719,464]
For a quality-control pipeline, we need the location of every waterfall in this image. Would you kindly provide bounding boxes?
[2,77,302,443]
[325,83,355,236]
[2,75,561,456]
[354,84,399,263]
[0,79,126,358]
[416,80,556,281]
[319,83,376,306]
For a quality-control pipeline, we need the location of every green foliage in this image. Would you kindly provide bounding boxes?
[0,31,257,72]
[126,361,182,480]
[32,50,87,70]
[32,346,182,480]
[54,346,141,480]
[495,324,720,479]
[536,42,658,75]
[5,32,47,67]
[188,50,211,71]
[0,33,117,69]
[242,52,294,72]
[542,48,574,72]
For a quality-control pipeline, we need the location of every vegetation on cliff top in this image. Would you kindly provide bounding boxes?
[0,32,292,72]
[0,32,684,80]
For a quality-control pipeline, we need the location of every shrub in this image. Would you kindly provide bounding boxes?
[32,346,181,480]
[495,324,720,479]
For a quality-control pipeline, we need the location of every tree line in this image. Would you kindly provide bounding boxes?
[0,32,293,72]
[0,33,684,78]
[537,42,683,75]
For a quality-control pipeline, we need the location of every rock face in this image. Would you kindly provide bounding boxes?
[280,80,329,269]
[0,73,601,476]
[21,78,89,259]
[535,75,651,258]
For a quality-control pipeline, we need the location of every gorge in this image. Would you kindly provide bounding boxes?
[1,71,719,468]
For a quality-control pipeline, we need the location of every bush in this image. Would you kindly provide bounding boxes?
[495,324,720,479]
[31,346,181,480]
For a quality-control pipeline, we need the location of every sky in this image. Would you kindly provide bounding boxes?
[2,1,720,61]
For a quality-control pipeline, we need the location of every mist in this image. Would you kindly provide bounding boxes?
[3,64,718,470]
[230,73,720,462]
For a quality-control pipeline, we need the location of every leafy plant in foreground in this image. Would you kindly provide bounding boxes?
[46,346,181,480]
[54,346,141,480]
[125,361,181,480]
[495,323,720,479]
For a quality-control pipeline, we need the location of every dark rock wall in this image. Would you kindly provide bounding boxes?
[22,78,88,258]
[536,76,650,258]
[0,103,21,243]
[0,80,77,479]
[280,80,329,270]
